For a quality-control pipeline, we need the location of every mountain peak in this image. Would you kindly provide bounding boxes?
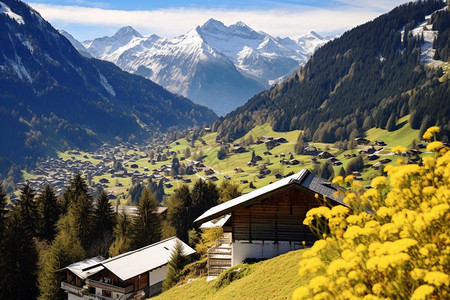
[114,26,143,39]
[200,18,227,33]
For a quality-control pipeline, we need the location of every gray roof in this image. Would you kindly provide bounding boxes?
[194,169,345,225]
[57,256,105,280]
[83,237,195,281]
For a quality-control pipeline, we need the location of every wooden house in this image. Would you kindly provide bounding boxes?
[59,256,105,300]
[60,237,195,300]
[195,169,345,276]
[355,138,370,145]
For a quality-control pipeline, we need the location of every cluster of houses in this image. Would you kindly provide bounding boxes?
[17,141,193,198]
[16,157,109,197]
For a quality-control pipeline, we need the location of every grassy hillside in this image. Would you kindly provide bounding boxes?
[22,116,425,202]
[153,249,307,300]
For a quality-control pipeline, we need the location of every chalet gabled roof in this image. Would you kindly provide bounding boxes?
[57,256,105,280]
[82,237,195,281]
[194,169,345,225]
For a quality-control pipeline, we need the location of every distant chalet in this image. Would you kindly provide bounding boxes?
[195,169,345,276]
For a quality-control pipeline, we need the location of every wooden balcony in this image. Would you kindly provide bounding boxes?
[86,279,134,294]
[61,281,83,296]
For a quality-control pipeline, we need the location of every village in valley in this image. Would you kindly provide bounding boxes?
[17,117,428,209]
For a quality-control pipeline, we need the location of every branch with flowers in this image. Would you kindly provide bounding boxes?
[294,127,450,300]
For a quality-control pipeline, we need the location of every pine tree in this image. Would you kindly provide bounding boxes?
[62,173,91,207]
[0,184,9,299]
[386,113,397,131]
[294,139,305,154]
[317,161,335,180]
[38,215,85,300]
[37,184,60,241]
[162,240,190,291]
[109,213,133,257]
[133,187,161,249]
[0,183,7,236]
[345,156,365,174]
[191,179,219,221]
[218,181,242,203]
[67,192,94,252]
[339,166,346,177]
[17,183,38,236]
[91,190,116,257]
[167,185,192,243]
[184,147,191,158]
[1,209,39,299]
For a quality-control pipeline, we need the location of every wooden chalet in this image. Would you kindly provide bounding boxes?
[59,256,105,300]
[59,237,195,300]
[195,169,345,276]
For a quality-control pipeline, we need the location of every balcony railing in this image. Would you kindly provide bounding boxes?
[86,279,134,294]
[61,281,83,296]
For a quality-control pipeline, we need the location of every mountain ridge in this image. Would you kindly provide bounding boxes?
[74,20,329,115]
[213,0,450,142]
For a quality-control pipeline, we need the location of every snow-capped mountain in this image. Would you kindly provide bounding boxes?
[78,19,329,115]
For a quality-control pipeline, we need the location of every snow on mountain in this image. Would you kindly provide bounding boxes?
[82,26,143,59]
[58,29,92,58]
[0,1,24,25]
[80,20,330,115]
[297,31,328,54]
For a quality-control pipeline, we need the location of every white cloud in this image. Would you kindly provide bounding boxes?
[29,2,407,41]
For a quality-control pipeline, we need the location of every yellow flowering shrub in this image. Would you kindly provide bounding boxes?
[294,127,450,299]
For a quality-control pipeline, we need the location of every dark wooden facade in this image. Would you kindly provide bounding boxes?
[66,270,83,287]
[89,268,148,292]
[230,187,321,244]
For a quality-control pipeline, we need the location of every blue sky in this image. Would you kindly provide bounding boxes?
[26,0,411,41]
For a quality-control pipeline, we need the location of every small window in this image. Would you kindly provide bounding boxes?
[102,290,112,297]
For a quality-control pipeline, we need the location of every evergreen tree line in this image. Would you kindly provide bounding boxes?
[213,0,449,143]
[0,173,164,299]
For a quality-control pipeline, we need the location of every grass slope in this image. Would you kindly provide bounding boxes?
[153,249,307,300]
[365,115,419,147]
[22,117,424,200]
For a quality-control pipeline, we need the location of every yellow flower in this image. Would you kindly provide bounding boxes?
[313,291,333,300]
[424,271,450,287]
[411,285,434,300]
[392,146,407,154]
[372,283,383,296]
[426,126,440,134]
[293,286,311,300]
[410,268,427,281]
[332,176,344,184]
[352,181,362,189]
[422,131,433,140]
[309,276,329,293]
[345,175,355,183]
[371,176,387,188]
[426,141,444,153]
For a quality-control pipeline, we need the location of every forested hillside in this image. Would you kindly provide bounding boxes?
[213,0,450,143]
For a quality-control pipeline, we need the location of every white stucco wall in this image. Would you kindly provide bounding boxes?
[231,240,302,266]
[67,293,83,300]
[150,265,169,285]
